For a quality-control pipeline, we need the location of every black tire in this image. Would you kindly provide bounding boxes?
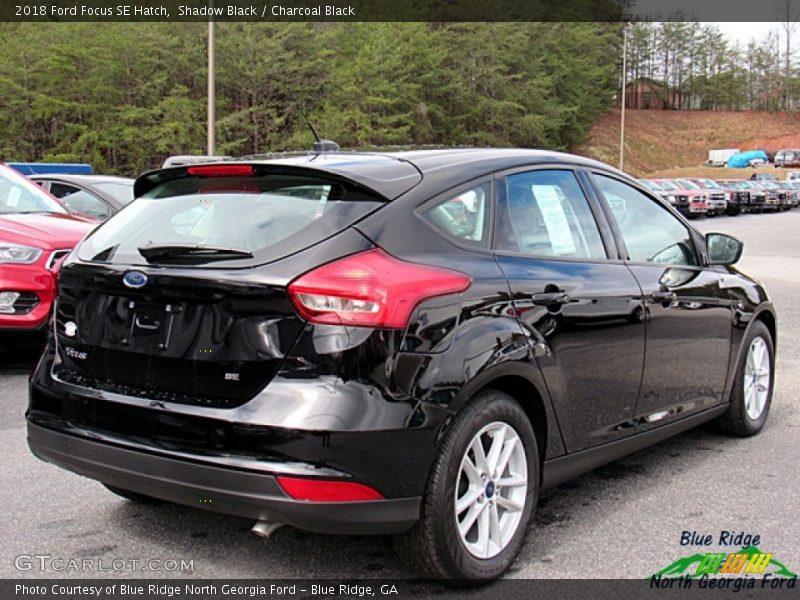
[715,321,774,437]
[103,483,166,505]
[394,390,538,582]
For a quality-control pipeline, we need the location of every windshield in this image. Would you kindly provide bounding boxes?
[640,180,662,191]
[698,179,720,189]
[0,166,68,215]
[677,179,701,190]
[656,180,680,191]
[94,181,135,205]
[78,172,384,267]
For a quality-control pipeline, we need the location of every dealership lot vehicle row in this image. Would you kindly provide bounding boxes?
[640,175,800,218]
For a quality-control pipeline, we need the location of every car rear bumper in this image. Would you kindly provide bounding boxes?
[27,421,420,534]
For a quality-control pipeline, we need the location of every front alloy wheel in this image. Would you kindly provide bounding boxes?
[716,320,774,436]
[743,336,771,420]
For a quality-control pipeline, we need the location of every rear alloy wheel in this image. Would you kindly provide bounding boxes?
[716,321,774,436]
[455,422,528,560]
[394,390,538,581]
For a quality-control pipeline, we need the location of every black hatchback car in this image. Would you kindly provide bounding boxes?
[27,150,777,581]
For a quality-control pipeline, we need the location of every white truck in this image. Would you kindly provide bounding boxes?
[706,148,740,167]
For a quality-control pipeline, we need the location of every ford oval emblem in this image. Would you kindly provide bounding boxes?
[64,321,78,338]
[123,270,148,288]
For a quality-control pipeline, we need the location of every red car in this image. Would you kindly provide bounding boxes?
[0,164,95,332]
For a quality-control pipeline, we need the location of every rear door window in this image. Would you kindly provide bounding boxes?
[495,169,607,260]
[78,172,385,266]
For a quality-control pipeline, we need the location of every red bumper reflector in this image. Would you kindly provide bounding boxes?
[187,164,254,177]
[276,476,384,502]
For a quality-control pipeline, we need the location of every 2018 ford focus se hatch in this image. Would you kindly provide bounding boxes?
[27,149,777,580]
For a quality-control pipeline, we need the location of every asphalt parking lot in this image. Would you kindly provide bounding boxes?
[1,211,799,580]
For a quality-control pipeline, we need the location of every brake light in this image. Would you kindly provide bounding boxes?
[276,476,384,502]
[187,164,254,177]
[287,248,471,328]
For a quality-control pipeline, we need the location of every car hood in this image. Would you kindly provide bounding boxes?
[0,213,95,250]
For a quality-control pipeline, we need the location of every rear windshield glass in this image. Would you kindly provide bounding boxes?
[77,173,384,266]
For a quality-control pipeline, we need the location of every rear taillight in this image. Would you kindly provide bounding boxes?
[276,476,384,502]
[287,248,471,329]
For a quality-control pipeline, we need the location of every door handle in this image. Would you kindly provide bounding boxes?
[650,291,677,303]
[531,291,570,306]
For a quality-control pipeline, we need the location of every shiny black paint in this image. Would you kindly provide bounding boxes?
[625,265,733,430]
[720,269,775,400]
[27,149,777,534]
[498,256,645,452]
[27,422,421,534]
[357,183,566,461]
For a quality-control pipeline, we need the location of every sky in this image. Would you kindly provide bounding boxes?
[711,22,784,46]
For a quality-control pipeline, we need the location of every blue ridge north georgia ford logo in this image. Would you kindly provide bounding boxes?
[122,271,148,289]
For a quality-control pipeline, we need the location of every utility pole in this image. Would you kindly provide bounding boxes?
[619,23,628,171]
[207,18,216,156]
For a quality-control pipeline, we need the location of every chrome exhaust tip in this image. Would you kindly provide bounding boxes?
[251,521,284,538]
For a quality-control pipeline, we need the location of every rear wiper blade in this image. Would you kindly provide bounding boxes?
[137,243,254,263]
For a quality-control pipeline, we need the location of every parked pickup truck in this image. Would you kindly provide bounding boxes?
[688,178,743,216]
[650,179,708,218]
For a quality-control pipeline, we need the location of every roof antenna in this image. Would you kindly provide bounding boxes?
[289,89,340,153]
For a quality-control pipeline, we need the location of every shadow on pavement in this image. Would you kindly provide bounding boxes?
[0,336,44,374]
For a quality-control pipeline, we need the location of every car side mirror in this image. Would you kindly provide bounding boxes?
[706,233,743,265]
